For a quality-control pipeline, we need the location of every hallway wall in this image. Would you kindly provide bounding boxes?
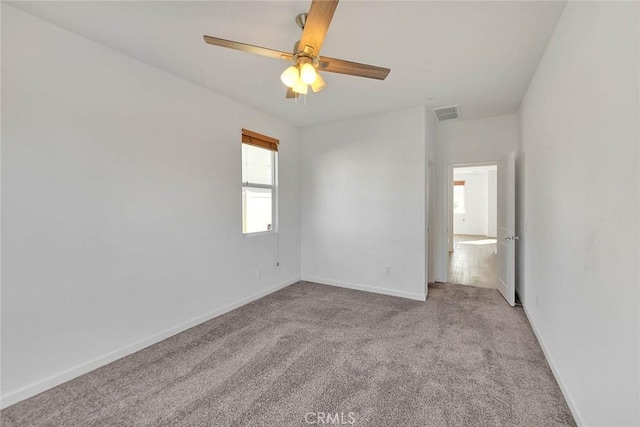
[453,171,489,236]
[433,115,517,282]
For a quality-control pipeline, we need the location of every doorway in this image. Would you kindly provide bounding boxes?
[448,164,498,288]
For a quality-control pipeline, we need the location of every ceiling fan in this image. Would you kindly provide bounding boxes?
[203,0,390,99]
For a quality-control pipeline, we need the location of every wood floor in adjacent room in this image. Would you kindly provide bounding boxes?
[1,282,574,426]
[448,234,498,289]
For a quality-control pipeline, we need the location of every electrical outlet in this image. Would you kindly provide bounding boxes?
[385,266,391,275]
[256,268,262,278]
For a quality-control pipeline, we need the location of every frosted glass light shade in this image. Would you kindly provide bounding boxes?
[280,66,299,88]
[292,78,308,95]
[311,73,326,93]
[300,63,317,84]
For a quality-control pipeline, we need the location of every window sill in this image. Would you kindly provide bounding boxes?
[243,230,277,238]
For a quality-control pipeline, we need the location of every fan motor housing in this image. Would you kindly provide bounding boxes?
[295,13,308,29]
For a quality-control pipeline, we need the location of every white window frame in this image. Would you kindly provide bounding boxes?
[242,143,278,236]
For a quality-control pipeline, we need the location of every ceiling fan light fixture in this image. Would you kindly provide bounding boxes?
[300,62,317,84]
[280,65,299,88]
[311,72,326,93]
[292,78,308,95]
[203,0,391,101]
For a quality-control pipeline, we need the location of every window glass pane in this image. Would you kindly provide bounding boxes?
[242,144,273,185]
[453,185,465,214]
[242,187,273,233]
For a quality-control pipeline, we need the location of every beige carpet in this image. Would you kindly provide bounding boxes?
[1,282,575,426]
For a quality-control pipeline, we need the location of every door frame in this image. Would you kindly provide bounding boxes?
[440,160,498,284]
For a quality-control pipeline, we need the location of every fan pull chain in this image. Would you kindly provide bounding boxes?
[291,92,307,107]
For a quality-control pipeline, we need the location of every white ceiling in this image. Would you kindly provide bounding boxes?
[8,1,566,127]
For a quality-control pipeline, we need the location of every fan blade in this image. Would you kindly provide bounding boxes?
[203,36,292,61]
[298,0,339,56]
[318,56,390,80]
[285,87,296,99]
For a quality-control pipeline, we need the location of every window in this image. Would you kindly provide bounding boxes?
[241,129,278,234]
[453,180,465,214]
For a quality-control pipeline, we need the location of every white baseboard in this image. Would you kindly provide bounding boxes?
[0,277,300,409]
[523,304,584,427]
[303,276,426,301]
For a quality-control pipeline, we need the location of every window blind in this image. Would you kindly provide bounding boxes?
[242,128,279,152]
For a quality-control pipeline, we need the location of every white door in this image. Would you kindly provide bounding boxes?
[497,152,517,306]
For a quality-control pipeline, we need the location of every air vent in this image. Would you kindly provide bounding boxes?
[432,105,460,122]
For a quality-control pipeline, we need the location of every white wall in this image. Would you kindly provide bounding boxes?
[487,169,497,237]
[517,2,639,426]
[300,107,430,300]
[1,6,301,407]
[433,114,517,281]
[453,171,489,236]
[437,115,518,164]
